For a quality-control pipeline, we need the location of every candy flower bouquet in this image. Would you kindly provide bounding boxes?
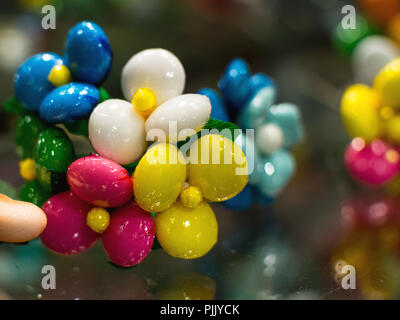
[1,21,249,267]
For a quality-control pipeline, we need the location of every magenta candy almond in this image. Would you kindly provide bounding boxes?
[344,138,400,186]
[102,201,155,267]
[41,191,100,255]
[67,154,133,208]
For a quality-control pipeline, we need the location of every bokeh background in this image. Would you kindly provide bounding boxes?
[0,0,398,300]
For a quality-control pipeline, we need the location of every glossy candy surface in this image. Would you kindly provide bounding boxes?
[121,49,185,105]
[145,94,211,142]
[188,134,248,202]
[64,21,112,85]
[41,191,99,255]
[374,57,400,108]
[340,84,381,142]
[34,127,75,172]
[19,180,51,208]
[14,52,64,111]
[197,88,230,122]
[102,201,154,267]
[344,138,400,185]
[133,143,187,212]
[15,114,47,159]
[218,58,251,109]
[155,200,217,259]
[67,154,133,208]
[89,99,146,165]
[39,82,100,123]
[238,86,276,129]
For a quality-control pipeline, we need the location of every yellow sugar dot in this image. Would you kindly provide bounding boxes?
[19,158,37,181]
[379,106,394,120]
[48,64,71,87]
[132,88,157,118]
[87,207,110,234]
[180,186,203,208]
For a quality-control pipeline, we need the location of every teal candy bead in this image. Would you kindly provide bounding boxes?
[238,86,276,129]
[265,103,303,148]
[258,149,295,197]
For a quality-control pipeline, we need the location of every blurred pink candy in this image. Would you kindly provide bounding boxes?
[344,138,400,186]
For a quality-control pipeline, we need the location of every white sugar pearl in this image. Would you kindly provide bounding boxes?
[256,123,284,155]
[145,94,211,142]
[89,99,146,165]
[352,35,400,85]
[121,48,185,105]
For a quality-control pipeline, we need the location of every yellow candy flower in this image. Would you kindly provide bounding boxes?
[133,133,249,259]
[341,57,400,146]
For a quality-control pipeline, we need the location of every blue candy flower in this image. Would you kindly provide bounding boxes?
[198,58,304,210]
[13,21,112,123]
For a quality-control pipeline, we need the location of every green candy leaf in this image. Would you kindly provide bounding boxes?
[177,118,240,150]
[19,180,51,207]
[34,127,75,172]
[99,87,111,102]
[15,114,47,159]
[4,96,25,115]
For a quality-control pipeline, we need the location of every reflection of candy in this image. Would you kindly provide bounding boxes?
[121,49,185,105]
[344,138,399,185]
[145,94,211,142]
[64,21,112,85]
[0,194,47,243]
[133,143,187,212]
[41,191,99,254]
[39,83,100,123]
[102,201,154,267]
[88,99,146,165]
[67,154,133,208]
[14,52,64,111]
[340,84,381,142]
[155,200,217,259]
[188,134,248,202]
[155,272,216,300]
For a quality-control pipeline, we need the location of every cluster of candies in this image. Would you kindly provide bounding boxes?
[332,0,400,85]
[340,57,400,187]
[198,58,304,210]
[3,21,249,267]
[332,195,400,299]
